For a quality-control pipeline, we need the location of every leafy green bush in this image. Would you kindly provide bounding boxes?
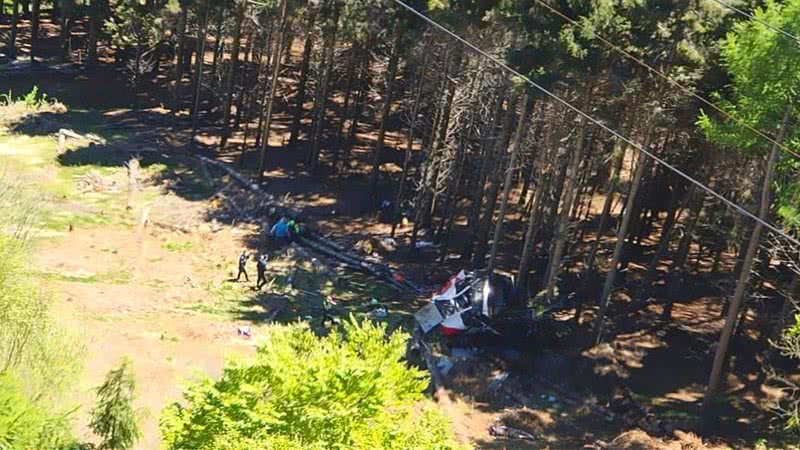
[0,177,84,449]
[0,373,78,450]
[0,86,53,110]
[161,318,465,450]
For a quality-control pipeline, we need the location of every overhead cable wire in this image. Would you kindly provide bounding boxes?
[706,0,800,44]
[532,0,800,162]
[390,0,800,249]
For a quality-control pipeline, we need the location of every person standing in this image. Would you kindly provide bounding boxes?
[256,254,269,290]
[236,251,249,282]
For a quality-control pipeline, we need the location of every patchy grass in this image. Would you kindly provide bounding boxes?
[161,239,195,253]
[37,267,133,285]
[0,127,141,232]
[179,253,416,333]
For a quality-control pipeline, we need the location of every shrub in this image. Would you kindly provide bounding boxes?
[0,373,78,450]
[0,176,83,449]
[161,318,465,450]
[89,359,143,450]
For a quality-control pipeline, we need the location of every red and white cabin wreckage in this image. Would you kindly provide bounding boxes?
[415,270,572,341]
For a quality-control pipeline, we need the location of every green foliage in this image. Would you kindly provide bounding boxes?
[0,177,83,449]
[161,240,195,252]
[89,358,143,450]
[0,86,55,110]
[105,0,166,51]
[697,0,800,231]
[0,373,78,450]
[161,318,464,450]
[770,311,800,434]
[698,0,800,151]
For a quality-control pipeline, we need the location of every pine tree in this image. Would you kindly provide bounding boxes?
[89,358,142,450]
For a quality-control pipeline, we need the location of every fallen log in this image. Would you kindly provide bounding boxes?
[0,62,82,77]
[196,156,266,196]
[58,128,107,145]
[194,157,415,292]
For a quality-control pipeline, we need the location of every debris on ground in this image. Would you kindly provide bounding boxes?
[436,356,455,376]
[236,326,252,338]
[606,429,729,450]
[488,372,509,393]
[489,424,537,441]
[415,240,436,249]
[77,171,120,193]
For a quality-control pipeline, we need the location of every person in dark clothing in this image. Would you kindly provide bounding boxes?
[256,254,269,290]
[236,251,249,282]
[321,295,338,326]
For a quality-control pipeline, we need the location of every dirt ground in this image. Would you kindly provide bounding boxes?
[31,184,266,448]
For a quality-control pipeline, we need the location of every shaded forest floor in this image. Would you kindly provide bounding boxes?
[0,17,794,449]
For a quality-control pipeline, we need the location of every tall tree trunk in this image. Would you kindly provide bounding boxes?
[29,0,40,61]
[58,0,73,62]
[210,5,225,79]
[594,119,655,344]
[240,41,268,164]
[662,190,704,320]
[517,157,550,292]
[391,58,428,237]
[254,20,276,149]
[332,43,360,171]
[191,7,211,140]
[543,114,588,302]
[702,108,790,418]
[86,0,103,67]
[584,144,626,275]
[343,57,370,161]
[289,11,317,146]
[636,184,693,301]
[172,7,188,113]
[9,0,20,59]
[424,61,460,228]
[461,93,505,259]
[472,93,519,269]
[307,4,339,172]
[220,2,245,150]
[255,0,289,181]
[487,91,533,273]
[233,33,255,131]
[369,27,403,191]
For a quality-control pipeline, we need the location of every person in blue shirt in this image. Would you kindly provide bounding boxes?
[270,217,291,239]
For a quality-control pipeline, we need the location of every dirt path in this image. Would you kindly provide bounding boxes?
[36,199,266,449]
